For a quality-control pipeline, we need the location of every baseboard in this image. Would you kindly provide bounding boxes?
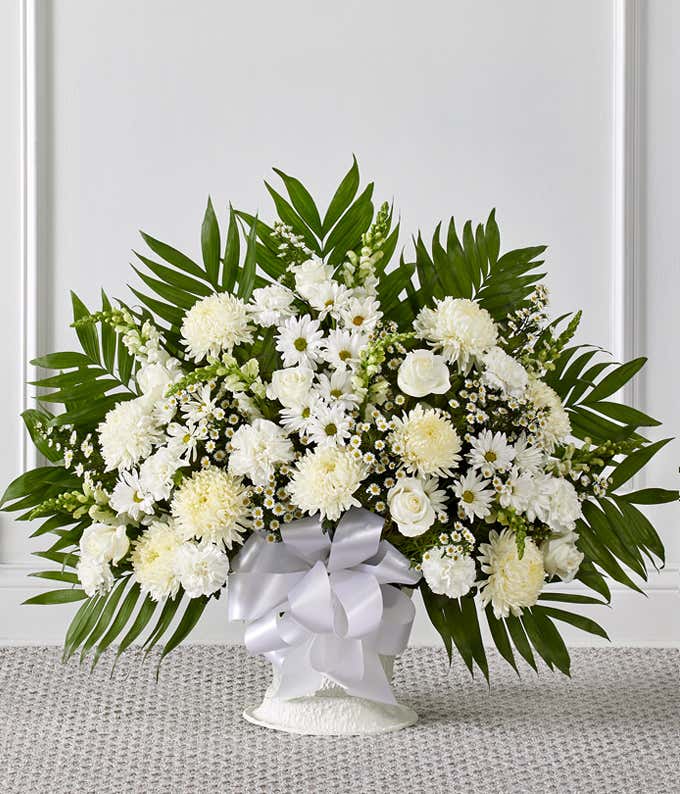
[1,562,678,647]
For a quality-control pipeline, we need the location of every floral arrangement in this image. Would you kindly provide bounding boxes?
[3,159,676,681]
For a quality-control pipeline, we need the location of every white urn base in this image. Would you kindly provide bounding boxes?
[243,662,418,736]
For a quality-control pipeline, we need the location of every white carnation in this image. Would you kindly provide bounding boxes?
[171,465,251,548]
[266,366,315,408]
[544,476,582,531]
[139,446,183,502]
[249,284,296,327]
[397,349,450,398]
[414,297,497,372]
[136,360,181,402]
[131,519,184,601]
[387,477,436,537]
[180,293,253,362]
[77,556,114,597]
[228,419,294,486]
[390,405,461,477]
[477,529,545,619]
[175,542,230,598]
[98,397,164,471]
[79,523,129,565]
[481,346,529,397]
[527,377,571,451]
[422,547,476,599]
[543,530,584,583]
[288,446,367,521]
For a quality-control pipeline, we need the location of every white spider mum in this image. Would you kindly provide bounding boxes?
[171,465,251,548]
[227,418,294,486]
[98,397,164,471]
[477,529,545,619]
[131,519,184,601]
[180,292,253,362]
[467,430,516,475]
[288,446,367,521]
[175,541,230,598]
[276,314,324,368]
[389,405,461,477]
[414,297,497,372]
[452,471,494,520]
[249,283,296,327]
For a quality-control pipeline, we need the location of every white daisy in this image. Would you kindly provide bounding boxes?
[303,280,352,320]
[179,384,216,425]
[279,393,322,435]
[513,433,545,474]
[166,422,207,462]
[276,314,324,368]
[315,370,360,410]
[340,296,382,335]
[321,329,366,369]
[498,468,534,513]
[467,430,516,475]
[306,402,353,447]
[452,471,494,521]
[109,469,155,521]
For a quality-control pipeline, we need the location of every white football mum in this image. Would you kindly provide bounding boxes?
[180,293,253,362]
[389,405,461,477]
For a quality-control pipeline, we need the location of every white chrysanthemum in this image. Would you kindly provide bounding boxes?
[77,557,114,597]
[171,465,251,548]
[109,469,155,521]
[276,314,324,368]
[422,547,476,599]
[452,471,494,521]
[467,430,516,475]
[389,405,461,477]
[306,402,353,448]
[340,296,382,335]
[79,523,129,565]
[414,297,497,372]
[527,377,571,450]
[228,419,294,486]
[288,446,367,521]
[543,529,584,583]
[130,519,184,601]
[180,293,253,362]
[98,397,164,471]
[139,446,183,502]
[321,329,365,369]
[481,346,529,397]
[249,283,296,327]
[175,541,230,598]
[477,529,546,619]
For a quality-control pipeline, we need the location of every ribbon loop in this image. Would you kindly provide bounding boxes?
[228,507,421,704]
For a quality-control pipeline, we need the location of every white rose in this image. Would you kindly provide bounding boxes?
[543,530,584,582]
[266,366,315,408]
[422,547,476,598]
[397,350,450,398]
[387,477,436,536]
[79,523,130,565]
[292,258,334,300]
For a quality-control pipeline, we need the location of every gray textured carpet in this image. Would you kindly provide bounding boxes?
[0,646,678,794]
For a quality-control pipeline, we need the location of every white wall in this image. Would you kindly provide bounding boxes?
[1,0,677,646]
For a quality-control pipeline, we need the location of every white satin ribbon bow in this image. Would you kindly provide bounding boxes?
[227,507,421,704]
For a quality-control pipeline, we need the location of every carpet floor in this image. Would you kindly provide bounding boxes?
[0,646,678,794]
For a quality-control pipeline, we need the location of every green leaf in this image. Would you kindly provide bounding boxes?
[23,588,87,605]
[1,466,75,508]
[159,595,209,664]
[71,293,100,362]
[587,401,661,427]
[322,156,360,236]
[140,232,206,279]
[134,252,213,297]
[29,570,80,584]
[538,591,608,606]
[522,609,571,675]
[237,217,258,300]
[622,488,680,505]
[143,593,184,655]
[505,615,537,671]
[273,168,323,237]
[100,291,116,370]
[575,559,611,602]
[536,606,609,641]
[63,596,104,661]
[92,582,142,668]
[323,184,374,266]
[21,409,62,462]
[222,204,241,292]
[608,438,673,491]
[484,605,517,674]
[582,358,646,404]
[115,594,157,661]
[79,577,129,662]
[201,197,221,285]
[31,352,92,369]
[421,585,452,661]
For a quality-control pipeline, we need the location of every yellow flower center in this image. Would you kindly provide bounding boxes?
[462,490,475,504]
[294,337,307,351]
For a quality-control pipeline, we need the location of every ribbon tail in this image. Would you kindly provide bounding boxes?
[341,646,397,705]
